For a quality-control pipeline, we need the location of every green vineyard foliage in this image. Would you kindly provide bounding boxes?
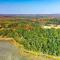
[0,20,60,56]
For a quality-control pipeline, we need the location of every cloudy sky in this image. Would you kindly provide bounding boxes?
[0,0,60,14]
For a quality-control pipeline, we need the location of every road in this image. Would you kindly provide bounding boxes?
[0,40,28,60]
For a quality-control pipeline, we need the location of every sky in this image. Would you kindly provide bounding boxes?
[0,0,60,14]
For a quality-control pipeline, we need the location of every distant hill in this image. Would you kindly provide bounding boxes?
[0,14,60,18]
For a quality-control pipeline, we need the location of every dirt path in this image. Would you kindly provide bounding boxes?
[0,39,28,60]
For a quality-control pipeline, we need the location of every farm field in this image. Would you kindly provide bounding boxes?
[0,16,60,60]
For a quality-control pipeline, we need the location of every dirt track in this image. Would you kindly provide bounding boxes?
[0,39,28,60]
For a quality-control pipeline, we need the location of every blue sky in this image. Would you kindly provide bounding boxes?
[0,0,60,14]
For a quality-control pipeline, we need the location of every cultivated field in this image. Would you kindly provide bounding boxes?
[0,16,60,60]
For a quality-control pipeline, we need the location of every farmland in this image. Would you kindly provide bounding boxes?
[0,16,60,58]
